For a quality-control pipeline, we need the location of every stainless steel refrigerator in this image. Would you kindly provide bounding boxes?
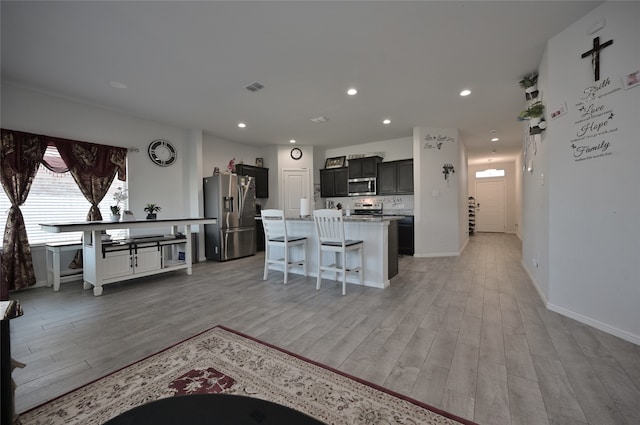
[203,174,257,261]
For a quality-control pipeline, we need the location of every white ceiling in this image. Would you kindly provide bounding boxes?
[1,1,602,164]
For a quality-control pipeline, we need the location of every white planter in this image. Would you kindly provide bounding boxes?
[525,84,539,100]
[110,214,120,222]
[529,117,545,135]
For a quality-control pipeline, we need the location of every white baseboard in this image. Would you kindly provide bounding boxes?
[520,259,549,306]
[459,237,469,255]
[414,252,460,258]
[521,259,640,346]
[547,303,640,346]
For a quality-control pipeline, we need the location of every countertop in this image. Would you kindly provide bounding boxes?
[40,217,217,233]
[287,215,404,222]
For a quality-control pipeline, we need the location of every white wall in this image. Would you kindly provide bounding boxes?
[523,1,640,344]
[522,47,551,303]
[1,82,209,278]
[201,133,268,177]
[457,138,469,250]
[275,145,315,210]
[514,154,523,239]
[413,127,466,257]
[323,136,413,162]
[468,161,518,234]
[1,82,191,226]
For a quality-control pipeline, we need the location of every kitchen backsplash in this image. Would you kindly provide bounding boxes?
[319,195,414,215]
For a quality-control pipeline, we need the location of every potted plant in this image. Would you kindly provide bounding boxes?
[518,101,546,134]
[109,205,121,222]
[144,204,162,220]
[111,187,128,221]
[519,71,539,100]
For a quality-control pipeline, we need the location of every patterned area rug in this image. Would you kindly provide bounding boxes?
[19,326,477,425]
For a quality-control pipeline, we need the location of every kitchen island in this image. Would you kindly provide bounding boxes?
[40,218,216,296]
[266,216,400,289]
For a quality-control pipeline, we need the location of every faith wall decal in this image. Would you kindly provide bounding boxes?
[581,36,613,81]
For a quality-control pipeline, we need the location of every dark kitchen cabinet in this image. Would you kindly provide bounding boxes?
[377,163,397,194]
[236,164,269,198]
[256,218,265,252]
[348,156,382,179]
[397,216,414,256]
[388,220,399,279]
[377,159,413,195]
[320,167,348,197]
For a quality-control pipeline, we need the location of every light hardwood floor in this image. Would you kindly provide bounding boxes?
[10,233,640,424]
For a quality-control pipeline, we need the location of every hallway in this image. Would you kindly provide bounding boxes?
[10,233,640,424]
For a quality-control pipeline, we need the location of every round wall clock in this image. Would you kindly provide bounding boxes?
[290,147,303,160]
[148,139,177,166]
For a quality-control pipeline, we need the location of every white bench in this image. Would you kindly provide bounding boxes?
[45,241,83,291]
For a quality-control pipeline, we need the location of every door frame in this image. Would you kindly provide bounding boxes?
[280,168,311,218]
[474,178,506,233]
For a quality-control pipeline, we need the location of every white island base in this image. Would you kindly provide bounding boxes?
[265,218,398,290]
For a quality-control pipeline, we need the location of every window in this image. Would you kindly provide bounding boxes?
[475,169,505,179]
[0,148,128,245]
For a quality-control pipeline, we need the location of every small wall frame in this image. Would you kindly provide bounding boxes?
[324,156,346,169]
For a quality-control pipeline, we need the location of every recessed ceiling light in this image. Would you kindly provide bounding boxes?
[310,116,328,123]
[109,81,127,89]
[382,119,391,125]
[237,122,246,128]
[289,139,296,144]
[459,89,471,97]
[347,88,358,96]
[491,137,499,142]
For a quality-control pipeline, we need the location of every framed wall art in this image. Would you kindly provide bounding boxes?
[324,156,346,169]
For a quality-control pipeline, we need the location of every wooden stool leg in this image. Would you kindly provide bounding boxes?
[284,245,289,284]
[316,248,322,290]
[263,245,270,281]
[341,250,347,296]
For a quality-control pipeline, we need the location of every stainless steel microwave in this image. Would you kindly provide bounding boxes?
[348,177,376,196]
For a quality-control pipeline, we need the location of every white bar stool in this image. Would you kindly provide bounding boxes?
[313,209,364,295]
[261,209,307,284]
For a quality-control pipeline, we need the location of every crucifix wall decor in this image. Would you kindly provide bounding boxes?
[581,36,613,81]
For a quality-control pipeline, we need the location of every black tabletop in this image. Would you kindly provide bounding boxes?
[103,394,325,425]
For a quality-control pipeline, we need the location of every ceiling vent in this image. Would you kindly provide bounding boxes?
[245,82,264,92]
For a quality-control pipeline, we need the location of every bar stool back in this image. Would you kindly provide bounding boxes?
[313,209,364,295]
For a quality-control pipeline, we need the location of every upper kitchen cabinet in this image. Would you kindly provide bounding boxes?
[348,156,382,179]
[378,159,414,195]
[320,167,348,197]
[235,164,269,198]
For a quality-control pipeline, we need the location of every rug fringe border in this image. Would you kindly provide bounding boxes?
[21,324,479,425]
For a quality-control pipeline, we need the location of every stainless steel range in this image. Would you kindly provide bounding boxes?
[352,202,383,216]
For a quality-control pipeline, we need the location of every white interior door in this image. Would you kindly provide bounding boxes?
[475,180,505,232]
[282,168,310,218]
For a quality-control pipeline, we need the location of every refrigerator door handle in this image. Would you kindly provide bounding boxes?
[223,196,234,212]
[224,228,254,234]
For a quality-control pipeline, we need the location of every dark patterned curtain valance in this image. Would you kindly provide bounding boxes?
[48,137,127,181]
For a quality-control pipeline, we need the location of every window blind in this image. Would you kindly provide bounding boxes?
[0,147,128,244]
